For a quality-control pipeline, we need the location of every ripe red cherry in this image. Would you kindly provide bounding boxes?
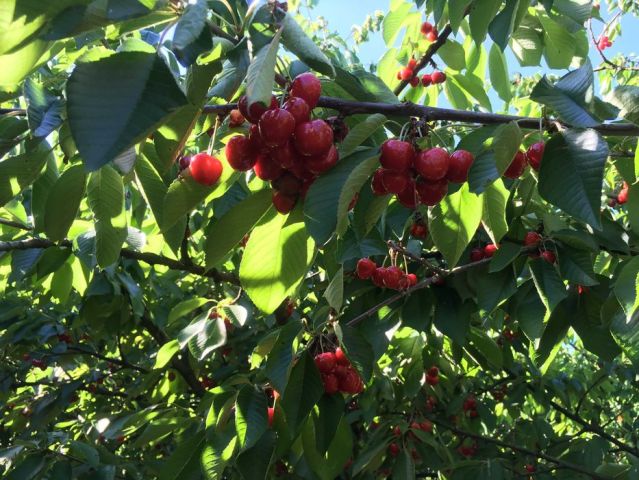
[178,155,191,171]
[525,464,536,473]
[259,108,296,148]
[420,21,433,35]
[371,267,386,287]
[304,145,338,174]
[290,72,322,109]
[268,407,275,427]
[407,58,417,70]
[383,266,404,290]
[426,29,438,42]
[322,373,339,394]
[410,77,420,87]
[524,231,542,246]
[314,352,337,373]
[406,273,418,286]
[426,374,439,385]
[463,396,476,411]
[446,150,474,183]
[272,191,297,214]
[400,68,414,81]
[288,162,315,182]
[410,222,428,238]
[526,142,545,171]
[470,248,484,262]
[253,153,283,181]
[283,96,310,125]
[381,169,410,194]
[416,179,448,205]
[294,120,334,156]
[335,347,350,366]
[541,250,556,264]
[238,94,278,124]
[270,141,298,169]
[618,187,629,204]
[228,109,245,128]
[397,179,417,208]
[421,74,432,86]
[427,366,439,377]
[420,420,433,432]
[272,172,302,196]
[431,70,445,83]
[248,124,266,151]
[189,153,223,186]
[397,275,410,290]
[380,139,415,172]
[484,243,498,257]
[225,135,257,171]
[356,258,377,279]
[340,368,363,393]
[415,148,449,181]
[388,443,401,457]
[371,169,388,195]
[504,151,527,179]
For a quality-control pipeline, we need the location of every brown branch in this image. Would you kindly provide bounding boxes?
[387,241,446,275]
[64,346,148,373]
[588,18,639,72]
[207,21,240,45]
[0,218,33,230]
[427,417,612,480]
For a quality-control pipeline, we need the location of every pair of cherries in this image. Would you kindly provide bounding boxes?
[503,141,545,179]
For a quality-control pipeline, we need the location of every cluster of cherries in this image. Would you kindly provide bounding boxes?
[314,347,364,394]
[457,439,478,457]
[356,257,418,290]
[387,420,434,458]
[462,395,479,419]
[371,139,475,207]
[469,243,498,262]
[223,73,340,214]
[395,21,447,88]
[425,366,440,385]
[597,35,613,51]
[523,231,556,264]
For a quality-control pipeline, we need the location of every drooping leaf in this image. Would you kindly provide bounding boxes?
[245,27,282,109]
[482,179,509,244]
[607,85,639,126]
[235,385,268,451]
[44,164,86,242]
[281,13,335,76]
[488,43,512,102]
[280,352,324,434]
[0,139,51,207]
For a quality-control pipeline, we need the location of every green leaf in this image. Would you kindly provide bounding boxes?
[610,296,639,369]
[392,447,415,479]
[66,51,188,171]
[303,415,353,480]
[489,0,519,50]
[281,352,324,434]
[510,19,543,66]
[236,430,276,480]
[482,179,509,244]
[529,258,567,312]
[613,257,639,319]
[246,27,282,109]
[201,431,237,480]
[171,0,212,67]
[433,287,471,345]
[87,165,127,268]
[338,114,386,159]
[538,129,607,229]
[429,183,483,267]
[314,395,345,455]
[530,60,599,128]
[382,2,412,46]
[24,77,64,138]
[159,430,206,480]
[240,207,314,314]
[44,164,86,241]
[264,321,303,393]
[437,40,466,71]
[0,139,50,207]
[304,149,379,245]
[235,385,268,451]
[154,339,180,369]
[334,323,375,381]
[571,290,621,361]
[536,296,572,367]
[475,266,517,313]
[469,0,502,43]
[205,189,273,269]
[5,453,46,480]
[324,267,344,311]
[607,86,639,126]
[537,11,576,69]
[0,40,55,99]
[281,13,335,77]
[488,43,512,102]
[452,73,492,111]
[180,312,227,361]
[469,327,503,368]
[557,246,598,286]
[489,242,521,272]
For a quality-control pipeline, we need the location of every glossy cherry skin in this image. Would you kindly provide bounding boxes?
[371,169,388,195]
[294,120,334,156]
[381,169,410,194]
[339,368,362,393]
[356,258,377,279]
[400,68,414,81]
[189,153,223,186]
[272,191,297,214]
[290,72,322,109]
[410,222,428,238]
[483,244,498,257]
[618,187,629,204]
[335,347,349,366]
[397,179,418,208]
[272,172,303,196]
[253,153,283,181]
[259,108,296,148]
[426,30,438,42]
[283,96,310,125]
[421,21,433,34]
[270,141,298,169]
[371,267,386,287]
[526,142,545,171]
[384,266,404,290]
[470,248,484,262]
[380,139,415,172]
[415,148,450,181]
[225,135,257,171]
[410,77,420,87]
[267,407,275,427]
[446,150,474,183]
[314,352,336,373]
[406,273,418,286]
[504,151,527,179]
[388,443,401,457]
[541,250,556,264]
[431,70,445,83]
[421,74,432,86]
[238,94,278,123]
[304,144,338,174]
[322,373,339,394]
[248,124,266,152]
[415,178,448,205]
[524,231,542,246]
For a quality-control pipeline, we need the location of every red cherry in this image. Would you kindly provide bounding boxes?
[420,420,433,432]
[380,139,415,172]
[426,374,439,385]
[283,96,310,125]
[356,258,377,279]
[446,150,474,183]
[406,273,418,286]
[410,222,428,238]
[272,172,302,196]
[189,153,223,186]
[225,135,257,171]
[410,77,420,87]
[526,142,545,171]
[371,169,388,195]
[178,155,191,171]
[415,148,449,181]
[420,21,433,35]
[431,70,445,83]
[470,248,484,262]
[259,108,296,148]
[371,267,386,287]
[248,123,266,151]
[525,464,536,473]
[381,169,410,194]
[484,243,498,257]
[288,162,315,182]
[504,151,527,179]
[315,352,337,373]
[524,231,542,246]
[407,58,418,70]
[397,178,418,208]
[421,74,432,86]
[426,29,438,42]
[400,68,414,81]
[463,396,476,411]
[416,178,448,205]
[388,443,400,457]
[294,120,334,156]
[618,187,629,204]
[238,95,278,124]
[290,72,322,109]
[304,144,338,174]
[272,191,297,214]
[268,406,275,427]
[398,275,410,290]
[427,367,439,377]
[253,153,283,181]
[335,347,350,366]
[383,266,404,289]
[322,373,339,394]
[228,109,245,128]
[339,368,362,393]
[270,141,298,169]
[541,250,556,264]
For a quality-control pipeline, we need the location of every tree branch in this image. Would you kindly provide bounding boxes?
[0,217,33,230]
[64,345,149,373]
